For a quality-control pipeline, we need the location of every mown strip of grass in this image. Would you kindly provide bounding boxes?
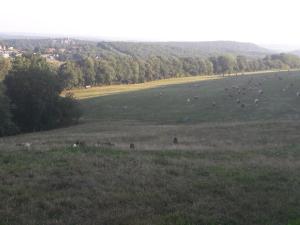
[69,70,286,100]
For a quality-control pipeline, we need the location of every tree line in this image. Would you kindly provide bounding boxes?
[58,53,300,88]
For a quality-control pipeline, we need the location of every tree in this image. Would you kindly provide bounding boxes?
[278,53,300,69]
[4,60,82,132]
[59,61,83,89]
[0,57,11,81]
[149,57,161,80]
[145,62,154,81]
[217,55,237,74]
[182,57,200,75]
[81,57,96,85]
[130,60,139,83]
[57,93,82,126]
[96,60,115,85]
[0,84,18,136]
[137,59,146,83]
[204,59,214,75]
[11,56,31,72]
[209,56,222,74]
[237,55,249,72]
[170,57,183,77]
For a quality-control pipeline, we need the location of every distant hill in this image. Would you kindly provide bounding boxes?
[0,32,271,58]
[0,33,50,40]
[291,50,300,57]
[103,41,271,58]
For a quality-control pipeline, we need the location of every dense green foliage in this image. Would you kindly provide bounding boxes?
[3,39,270,58]
[2,39,300,88]
[0,84,17,136]
[103,41,271,58]
[0,57,11,80]
[58,53,300,88]
[2,56,82,133]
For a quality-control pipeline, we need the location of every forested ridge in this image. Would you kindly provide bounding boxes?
[0,38,300,89]
[1,39,270,58]
[1,39,300,89]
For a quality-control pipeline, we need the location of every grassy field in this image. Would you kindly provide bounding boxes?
[1,71,300,225]
[68,70,283,100]
[80,71,300,123]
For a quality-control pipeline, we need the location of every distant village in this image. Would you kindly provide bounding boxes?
[39,38,76,61]
[0,45,23,58]
[0,38,80,62]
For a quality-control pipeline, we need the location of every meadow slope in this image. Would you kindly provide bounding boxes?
[1,71,300,225]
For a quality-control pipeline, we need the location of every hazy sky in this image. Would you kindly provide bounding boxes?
[1,0,300,48]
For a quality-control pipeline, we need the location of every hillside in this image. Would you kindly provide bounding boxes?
[291,50,300,57]
[105,41,271,58]
[1,71,300,225]
[0,34,271,58]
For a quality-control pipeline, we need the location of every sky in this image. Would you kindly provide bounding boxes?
[1,0,300,49]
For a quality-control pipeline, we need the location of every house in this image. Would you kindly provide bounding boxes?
[45,48,56,54]
[58,48,66,53]
[2,53,10,58]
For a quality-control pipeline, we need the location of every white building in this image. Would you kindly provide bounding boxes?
[2,53,10,58]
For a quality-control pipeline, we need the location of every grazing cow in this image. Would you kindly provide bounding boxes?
[75,141,86,147]
[254,99,259,104]
[17,142,32,149]
[173,137,178,144]
[96,141,115,147]
[130,143,135,149]
[24,142,31,149]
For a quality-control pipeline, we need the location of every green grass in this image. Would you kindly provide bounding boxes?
[0,146,299,225]
[81,71,300,123]
[1,71,300,225]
